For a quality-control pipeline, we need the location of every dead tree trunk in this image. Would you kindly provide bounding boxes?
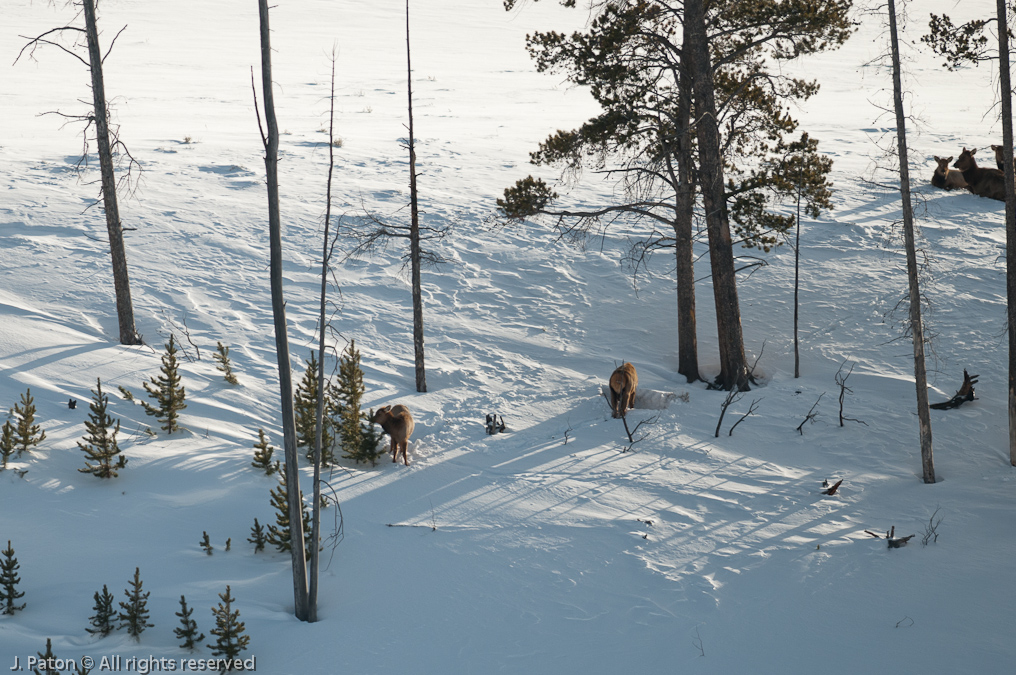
[685,0,749,391]
[82,0,140,346]
[888,0,935,483]
[406,0,427,393]
[997,0,1016,467]
[256,0,309,621]
[672,49,700,384]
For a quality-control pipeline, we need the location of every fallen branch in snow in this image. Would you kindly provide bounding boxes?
[821,479,843,496]
[929,370,978,410]
[621,413,658,451]
[864,526,914,549]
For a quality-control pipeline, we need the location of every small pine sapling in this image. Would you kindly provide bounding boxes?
[251,429,279,475]
[0,540,26,614]
[265,468,312,559]
[0,421,14,470]
[248,518,266,553]
[31,638,57,675]
[214,342,240,385]
[209,586,250,662]
[224,538,231,552]
[360,408,385,466]
[78,378,127,478]
[86,585,116,636]
[174,595,205,651]
[117,567,153,640]
[12,388,46,455]
[294,352,333,458]
[141,335,187,434]
[200,532,213,555]
[336,340,372,465]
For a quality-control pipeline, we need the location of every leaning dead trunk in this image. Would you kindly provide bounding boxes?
[406,0,427,393]
[996,0,1016,467]
[257,0,310,620]
[888,0,935,483]
[82,0,140,346]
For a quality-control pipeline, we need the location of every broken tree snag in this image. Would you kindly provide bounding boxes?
[821,479,843,496]
[864,525,915,549]
[929,370,979,410]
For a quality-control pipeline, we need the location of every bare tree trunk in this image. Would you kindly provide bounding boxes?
[257,0,310,620]
[888,0,935,483]
[794,173,802,379]
[684,0,749,391]
[673,50,700,384]
[996,0,1016,467]
[82,0,140,346]
[406,0,427,393]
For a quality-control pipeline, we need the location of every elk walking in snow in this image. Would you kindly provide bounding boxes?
[372,404,415,466]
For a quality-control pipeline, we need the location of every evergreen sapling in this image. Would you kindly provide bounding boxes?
[31,638,57,675]
[214,341,239,385]
[294,351,334,460]
[335,340,379,465]
[251,429,279,475]
[86,585,116,636]
[248,518,266,553]
[200,532,213,555]
[141,335,187,433]
[209,586,250,662]
[174,595,205,651]
[118,567,153,640]
[78,378,127,478]
[0,421,14,470]
[0,540,26,614]
[265,468,313,559]
[358,408,385,467]
[11,389,46,455]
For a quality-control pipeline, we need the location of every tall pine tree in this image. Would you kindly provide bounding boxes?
[78,378,126,478]
[141,335,187,434]
[335,340,371,464]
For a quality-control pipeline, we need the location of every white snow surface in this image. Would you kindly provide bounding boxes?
[1,1,1013,673]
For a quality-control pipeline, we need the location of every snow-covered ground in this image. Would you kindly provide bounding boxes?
[1,1,1013,673]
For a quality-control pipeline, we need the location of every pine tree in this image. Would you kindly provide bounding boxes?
[141,335,187,434]
[31,638,57,675]
[294,352,333,458]
[0,421,15,470]
[209,586,250,662]
[251,429,279,475]
[12,388,46,455]
[86,585,116,636]
[77,378,126,478]
[335,340,371,465]
[174,595,205,651]
[265,468,312,559]
[0,540,26,614]
[200,532,213,555]
[248,518,267,553]
[357,409,385,467]
[214,342,240,385]
[117,567,153,640]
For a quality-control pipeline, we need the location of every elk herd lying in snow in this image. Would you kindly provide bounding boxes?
[932,145,1010,202]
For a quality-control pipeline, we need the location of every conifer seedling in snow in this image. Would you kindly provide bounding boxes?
[0,540,26,614]
[0,421,15,470]
[214,341,239,385]
[31,638,56,675]
[11,388,46,455]
[117,567,153,640]
[209,586,249,662]
[141,335,187,434]
[248,518,267,553]
[294,351,333,458]
[86,585,116,636]
[78,378,127,478]
[266,468,313,559]
[174,595,205,651]
[251,428,279,475]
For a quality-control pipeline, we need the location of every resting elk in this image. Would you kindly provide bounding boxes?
[609,362,638,419]
[930,156,967,191]
[953,148,1005,202]
[372,404,415,466]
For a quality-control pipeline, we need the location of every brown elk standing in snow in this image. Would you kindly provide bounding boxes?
[609,362,638,419]
[953,148,1006,202]
[372,404,415,465]
[931,156,968,190]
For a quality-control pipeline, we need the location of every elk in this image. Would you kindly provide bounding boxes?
[608,362,638,419]
[372,404,415,465]
[953,148,1006,202]
[930,156,967,190]
[991,144,1011,173]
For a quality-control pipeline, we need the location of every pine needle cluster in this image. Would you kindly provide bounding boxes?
[141,335,187,434]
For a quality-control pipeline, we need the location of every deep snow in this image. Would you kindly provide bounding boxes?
[1,1,1013,674]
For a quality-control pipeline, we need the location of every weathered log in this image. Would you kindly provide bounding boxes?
[929,370,979,410]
